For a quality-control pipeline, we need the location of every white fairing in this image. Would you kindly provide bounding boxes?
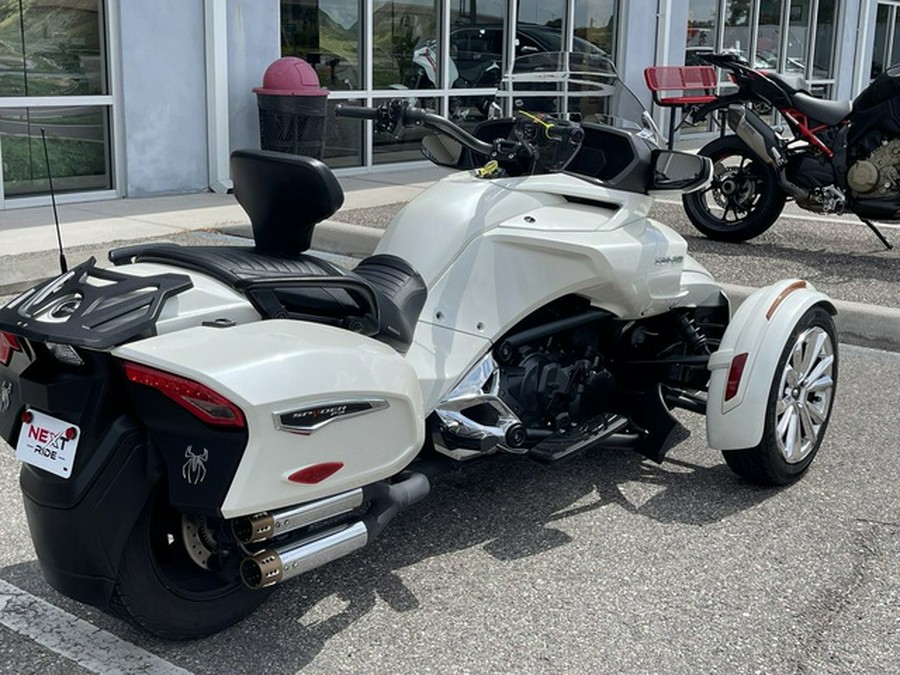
[379,171,700,411]
[113,321,424,517]
[706,280,835,450]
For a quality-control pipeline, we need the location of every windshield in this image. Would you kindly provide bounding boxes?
[494,51,648,133]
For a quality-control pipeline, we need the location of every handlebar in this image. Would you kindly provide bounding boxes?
[335,101,584,175]
[331,105,380,121]
[335,103,493,156]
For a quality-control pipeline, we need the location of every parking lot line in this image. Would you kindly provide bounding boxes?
[0,579,190,674]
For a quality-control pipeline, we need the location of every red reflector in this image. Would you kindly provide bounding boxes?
[725,352,749,401]
[20,410,33,424]
[65,427,78,441]
[0,331,22,367]
[288,462,344,484]
[122,361,246,428]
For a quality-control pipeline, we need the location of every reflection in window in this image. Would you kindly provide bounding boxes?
[450,94,496,130]
[756,0,782,71]
[723,0,752,68]
[784,1,808,75]
[813,0,836,79]
[373,97,436,164]
[323,99,363,168]
[872,5,890,79]
[517,0,566,60]
[450,1,506,89]
[372,0,439,89]
[574,0,617,60]
[281,0,362,91]
[1,107,111,197]
[0,0,106,97]
[686,0,717,66]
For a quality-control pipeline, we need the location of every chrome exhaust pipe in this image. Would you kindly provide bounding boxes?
[240,472,432,590]
[232,488,365,544]
[241,521,369,589]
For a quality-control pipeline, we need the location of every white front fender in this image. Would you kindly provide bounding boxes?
[706,280,836,450]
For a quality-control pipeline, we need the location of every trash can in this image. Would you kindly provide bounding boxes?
[253,57,329,158]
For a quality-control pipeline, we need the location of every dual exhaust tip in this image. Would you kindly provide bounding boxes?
[240,521,369,589]
[237,471,431,590]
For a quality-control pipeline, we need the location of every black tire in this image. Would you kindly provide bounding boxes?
[683,135,786,242]
[108,488,273,639]
[723,306,837,485]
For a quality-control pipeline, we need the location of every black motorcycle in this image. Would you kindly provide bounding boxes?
[682,52,900,249]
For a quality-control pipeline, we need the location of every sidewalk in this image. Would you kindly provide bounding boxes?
[1,164,899,351]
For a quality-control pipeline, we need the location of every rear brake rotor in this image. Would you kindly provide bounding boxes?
[181,515,218,569]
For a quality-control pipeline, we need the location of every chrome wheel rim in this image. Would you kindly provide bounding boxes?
[775,326,835,463]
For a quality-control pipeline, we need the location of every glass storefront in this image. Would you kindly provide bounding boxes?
[274,0,871,168]
[685,0,839,103]
[0,106,111,197]
[871,2,900,79]
[0,0,113,201]
[281,0,622,168]
[281,0,363,90]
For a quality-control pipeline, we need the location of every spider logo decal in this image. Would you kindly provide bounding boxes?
[0,380,11,415]
[182,446,209,485]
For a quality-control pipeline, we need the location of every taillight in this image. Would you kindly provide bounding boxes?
[0,331,21,367]
[725,352,749,401]
[122,361,246,428]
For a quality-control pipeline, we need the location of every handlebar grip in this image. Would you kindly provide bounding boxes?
[334,104,380,120]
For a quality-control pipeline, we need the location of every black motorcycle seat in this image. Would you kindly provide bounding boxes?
[108,245,426,354]
[791,91,852,126]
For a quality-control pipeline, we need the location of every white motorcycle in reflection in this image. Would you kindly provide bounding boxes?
[0,52,837,639]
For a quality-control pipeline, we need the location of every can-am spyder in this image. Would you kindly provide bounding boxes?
[0,52,838,639]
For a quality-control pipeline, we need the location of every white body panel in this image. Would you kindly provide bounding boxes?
[114,321,424,517]
[706,280,835,450]
[380,171,698,410]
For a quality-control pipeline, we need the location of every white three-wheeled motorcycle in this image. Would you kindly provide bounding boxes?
[0,53,837,638]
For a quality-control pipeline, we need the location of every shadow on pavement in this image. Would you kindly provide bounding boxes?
[1,439,779,673]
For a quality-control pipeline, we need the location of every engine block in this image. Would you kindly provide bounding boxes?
[848,138,900,197]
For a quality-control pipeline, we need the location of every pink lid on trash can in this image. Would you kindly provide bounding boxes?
[253,57,328,96]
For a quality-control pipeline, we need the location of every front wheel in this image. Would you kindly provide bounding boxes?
[683,135,786,242]
[107,488,273,639]
[723,306,838,485]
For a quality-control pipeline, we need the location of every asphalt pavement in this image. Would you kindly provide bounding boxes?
[0,343,897,673]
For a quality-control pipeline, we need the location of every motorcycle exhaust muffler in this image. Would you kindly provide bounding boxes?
[240,472,431,589]
[232,488,366,544]
[727,105,810,200]
[727,105,782,167]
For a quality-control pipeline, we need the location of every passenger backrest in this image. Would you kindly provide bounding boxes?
[230,149,345,255]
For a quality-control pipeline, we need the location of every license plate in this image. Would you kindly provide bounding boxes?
[15,410,79,479]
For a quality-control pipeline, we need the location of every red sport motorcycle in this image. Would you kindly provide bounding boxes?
[682,52,900,249]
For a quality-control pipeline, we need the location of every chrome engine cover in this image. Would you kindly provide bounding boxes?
[432,353,525,461]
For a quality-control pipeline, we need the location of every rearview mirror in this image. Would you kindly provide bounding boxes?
[421,133,464,168]
[650,150,712,193]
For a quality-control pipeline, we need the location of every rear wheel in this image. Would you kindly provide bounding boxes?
[723,306,837,485]
[108,488,272,640]
[683,135,786,242]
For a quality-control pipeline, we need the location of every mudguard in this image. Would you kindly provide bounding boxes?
[114,320,425,518]
[706,279,836,451]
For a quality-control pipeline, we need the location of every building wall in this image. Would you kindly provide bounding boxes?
[117,0,277,196]
[227,0,280,154]
[118,0,209,196]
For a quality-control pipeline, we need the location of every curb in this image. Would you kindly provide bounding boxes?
[721,284,900,353]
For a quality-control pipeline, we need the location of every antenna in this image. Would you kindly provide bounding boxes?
[40,128,67,273]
